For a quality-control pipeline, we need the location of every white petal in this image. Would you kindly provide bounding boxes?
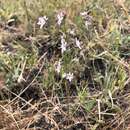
[75,38,81,49]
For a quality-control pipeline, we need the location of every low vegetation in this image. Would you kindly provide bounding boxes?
[0,0,130,129]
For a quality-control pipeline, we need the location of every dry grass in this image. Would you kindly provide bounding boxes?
[0,0,130,130]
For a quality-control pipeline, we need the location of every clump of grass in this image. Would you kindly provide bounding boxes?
[0,0,130,129]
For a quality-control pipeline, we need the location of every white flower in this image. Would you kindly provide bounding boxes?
[62,72,74,82]
[61,36,67,54]
[55,60,61,73]
[85,21,91,29]
[75,38,82,49]
[66,73,74,82]
[37,16,48,29]
[57,12,65,26]
[80,11,88,17]
[80,11,92,29]
[68,29,75,35]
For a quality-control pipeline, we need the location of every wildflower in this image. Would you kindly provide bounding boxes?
[60,36,67,54]
[55,60,61,73]
[80,11,93,29]
[75,38,82,49]
[69,29,75,35]
[62,72,74,82]
[85,20,92,29]
[37,16,48,29]
[67,29,75,35]
[80,11,88,17]
[56,11,66,26]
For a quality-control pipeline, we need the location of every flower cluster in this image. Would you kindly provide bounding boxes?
[36,11,89,83]
[80,11,93,28]
[54,59,74,82]
[37,12,66,29]
[37,11,92,29]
